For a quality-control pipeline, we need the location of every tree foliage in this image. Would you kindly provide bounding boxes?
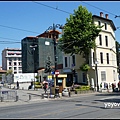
[44,56,52,73]
[59,5,102,64]
[6,69,13,76]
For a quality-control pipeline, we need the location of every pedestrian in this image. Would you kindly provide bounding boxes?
[106,83,108,90]
[104,82,106,89]
[118,81,120,91]
[100,82,102,88]
[16,81,19,89]
[109,83,111,89]
[43,83,47,94]
[112,83,115,92]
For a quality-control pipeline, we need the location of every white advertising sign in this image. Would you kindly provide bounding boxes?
[14,73,37,83]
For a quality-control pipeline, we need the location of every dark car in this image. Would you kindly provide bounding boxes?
[0,81,4,84]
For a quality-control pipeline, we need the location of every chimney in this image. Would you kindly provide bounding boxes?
[100,12,103,17]
[105,14,108,19]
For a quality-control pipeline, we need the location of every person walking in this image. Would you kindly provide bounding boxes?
[43,83,47,94]
[112,83,115,92]
[118,81,120,91]
[16,81,19,89]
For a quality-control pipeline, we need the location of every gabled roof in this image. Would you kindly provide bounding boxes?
[0,69,6,73]
[36,30,61,38]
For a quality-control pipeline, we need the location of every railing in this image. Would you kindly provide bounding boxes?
[0,90,18,102]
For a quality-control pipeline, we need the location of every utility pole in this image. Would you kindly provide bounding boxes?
[30,45,37,90]
[46,23,63,86]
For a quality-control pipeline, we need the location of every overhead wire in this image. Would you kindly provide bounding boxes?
[0,24,40,34]
[32,1,72,14]
[80,1,118,17]
[0,1,119,44]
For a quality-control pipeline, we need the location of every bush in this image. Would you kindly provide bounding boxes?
[75,85,90,91]
[35,84,42,88]
[35,82,40,85]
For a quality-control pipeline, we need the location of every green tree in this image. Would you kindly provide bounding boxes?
[59,5,102,85]
[44,56,52,74]
[6,69,13,76]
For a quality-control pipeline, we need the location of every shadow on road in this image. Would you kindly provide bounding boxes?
[95,92,120,96]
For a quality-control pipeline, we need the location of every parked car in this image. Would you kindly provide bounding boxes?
[0,81,4,84]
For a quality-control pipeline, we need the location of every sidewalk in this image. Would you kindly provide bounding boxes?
[0,86,100,107]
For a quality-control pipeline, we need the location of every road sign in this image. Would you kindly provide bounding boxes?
[55,70,59,75]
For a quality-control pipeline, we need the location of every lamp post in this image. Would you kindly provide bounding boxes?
[30,45,37,90]
[95,61,99,92]
[46,23,63,86]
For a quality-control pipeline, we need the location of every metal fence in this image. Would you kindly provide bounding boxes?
[0,90,18,102]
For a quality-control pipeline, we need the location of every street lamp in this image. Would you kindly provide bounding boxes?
[95,61,99,92]
[30,44,37,90]
[45,23,63,86]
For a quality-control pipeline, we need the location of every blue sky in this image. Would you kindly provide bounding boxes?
[0,1,120,66]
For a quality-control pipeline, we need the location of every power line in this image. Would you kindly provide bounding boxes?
[80,1,119,18]
[33,1,119,19]
[0,24,40,34]
[32,1,72,14]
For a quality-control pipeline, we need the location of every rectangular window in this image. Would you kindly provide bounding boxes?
[14,67,17,70]
[100,52,103,64]
[93,52,95,64]
[9,62,12,66]
[113,70,115,81]
[101,71,106,81]
[18,67,22,70]
[9,58,12,61]
[14,62,17,66]
[14,58,17,61]
[105,36,108,46]
[105,23,107,30]
[9,67,12,70]
[72,55,75,66]
[98,21,101,26]
[83,73,86,82]
[106,53,109,64]
[99,35,102,45]
[18,58,21,61]
[65,57,68,67]
[18,62,21,66]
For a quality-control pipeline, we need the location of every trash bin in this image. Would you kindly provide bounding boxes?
[55,86,59,98]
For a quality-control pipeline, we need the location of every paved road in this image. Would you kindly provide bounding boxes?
[0,91,120,118]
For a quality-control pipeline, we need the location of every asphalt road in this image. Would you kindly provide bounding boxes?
[0,92,120,119]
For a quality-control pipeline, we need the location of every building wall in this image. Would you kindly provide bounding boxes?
[22,36,63,73]
[62,12,118,88]
[2,48,22,74]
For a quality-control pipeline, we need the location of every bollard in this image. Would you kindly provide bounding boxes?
[15,96,19,102]
[48,93,49,99]
[29,94,31,100]
[68,91,71,97]
[1,97,3,102]
[41,94,44,99]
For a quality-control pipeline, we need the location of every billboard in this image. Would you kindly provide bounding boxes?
[14,73,37,83]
